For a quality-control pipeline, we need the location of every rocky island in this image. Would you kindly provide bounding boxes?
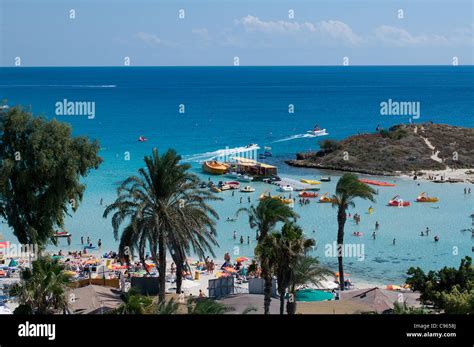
[286,123,474,182]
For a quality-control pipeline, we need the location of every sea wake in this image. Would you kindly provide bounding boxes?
[273,132,328,143]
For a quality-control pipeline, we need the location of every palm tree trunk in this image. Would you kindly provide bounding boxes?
[279,289,285,315]
[263,269,272,314]
[175,262,183,294]
[158,232,166,302]
[337,206,346,291]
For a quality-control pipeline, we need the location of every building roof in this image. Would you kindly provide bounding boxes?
[217,294,280,314]
[69,285,124,314]
[340,287,421,313]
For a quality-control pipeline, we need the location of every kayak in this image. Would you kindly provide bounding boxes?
[299,191,318,198]
[300,179,321,185]
[388,195,410,207]
[359,179,395,187]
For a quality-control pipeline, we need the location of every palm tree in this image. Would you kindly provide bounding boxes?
[112,289,154,314]
[238,198,298,314]
[265,222,326,314]
[104,148,220,302]
[287,256,332,314]
[331,174,376,291]
[10,256,72,314]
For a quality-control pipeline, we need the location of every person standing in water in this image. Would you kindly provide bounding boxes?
[372,232,376,240]
[393,238,396,245]
[240,236,244,244]
[233,231,236,240]
[67,235,71,246]
[81,236,84,245]
[375,221,379,230]
[98,239,102,249]
[247,236,250,245]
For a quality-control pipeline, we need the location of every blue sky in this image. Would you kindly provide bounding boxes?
[1,0,473,66]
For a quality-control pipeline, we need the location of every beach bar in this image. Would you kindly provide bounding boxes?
[228,156,278,177]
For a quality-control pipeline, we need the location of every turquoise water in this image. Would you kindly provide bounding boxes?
[0,66,473,285]
[295,289,334,302]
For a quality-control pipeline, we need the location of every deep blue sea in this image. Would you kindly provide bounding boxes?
[1,66,474,285]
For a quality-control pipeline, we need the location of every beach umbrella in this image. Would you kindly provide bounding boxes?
[223,267,237,273]
[215,272,230,278]
[235,257,249,263]
[0,241,9,249]
[335,272,349,277]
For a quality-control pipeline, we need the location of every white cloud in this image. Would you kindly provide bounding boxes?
[374,25,449,46]
[373,24,474,47]
[135,32,162,46]
[234,15,363,46]
[192,28,211,41]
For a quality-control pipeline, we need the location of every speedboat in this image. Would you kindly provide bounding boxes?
[279,185,293,192]
[320,176,331,182]
[416,192,439,203]
[240,186,255,193]
[307,128,328,136]
[388,195,410,207]
[202,161,228,175]
[138,135,148,142]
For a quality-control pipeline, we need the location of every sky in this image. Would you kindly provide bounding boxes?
[0,0,473,66]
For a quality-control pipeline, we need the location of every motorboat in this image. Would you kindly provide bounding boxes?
[237,174,253,182]
[279,185,293,192]
[54,230,71,238]
[202,161,228,174]
[240,186,255,193]
[219,184,231,191]
[138,135,148,142]
[416,192,439,203]
[320,176,331,182]
[225,181,240,189]
[307,125,328,136]
[300,179,320,185]
[388,195,410,207]
[225,172,240,179]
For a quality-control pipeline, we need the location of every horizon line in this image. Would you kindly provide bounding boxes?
[1,64,473,68]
